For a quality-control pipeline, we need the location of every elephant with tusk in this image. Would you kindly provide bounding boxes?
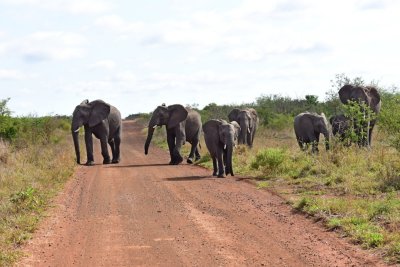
[71,99,122,166]
[228,108,259,147]
[203,119,240,178]
[144,104,202,165]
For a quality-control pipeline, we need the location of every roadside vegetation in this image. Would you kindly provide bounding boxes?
[0,98,75,266]
[144,74,400,263]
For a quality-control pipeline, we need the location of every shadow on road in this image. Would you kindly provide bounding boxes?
[163,175,212,182]
[106,163,171,168]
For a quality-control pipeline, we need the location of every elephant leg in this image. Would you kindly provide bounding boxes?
[113,135,121,163]
[217,152,225,178]
[84,130,95,166]
[212,156,218,176]
[167,130,175,165]
[368,125,374,146]
[195,147,201,161]
[108,138,116,158]
[223,148,229,175]
[100,137,111,164]
[187,140,199,164]
[171,132,184,165]
[311,140,319,153]
[297,140,305,151]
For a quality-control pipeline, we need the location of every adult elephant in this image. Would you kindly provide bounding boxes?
[338,85,381,146]
[71,99,121,166]
[144,104,202,165]
[228,108,259,147]
[294,112,329,153]
[203,119,240,178]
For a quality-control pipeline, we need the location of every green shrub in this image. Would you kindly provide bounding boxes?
[250,148,286,175]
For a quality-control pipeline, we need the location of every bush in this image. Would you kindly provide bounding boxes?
[250,148,286,176]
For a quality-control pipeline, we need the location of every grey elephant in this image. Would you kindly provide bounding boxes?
[339,85,381,146]
[203,119,240,178]
[329,114,351,143]
[71,99,122,166]
[294,112,329,153]
[228,108,259,147]
[144,104,202,165]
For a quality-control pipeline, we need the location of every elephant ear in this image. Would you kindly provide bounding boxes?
[228,108,241,122]
[88,100,111,127]
[167,104,188,129]
[80,99,89,105]
[365,86,381,110]
[203,119,222,134]
[338,84,355,104]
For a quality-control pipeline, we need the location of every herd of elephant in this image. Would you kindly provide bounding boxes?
[71,84,381,178]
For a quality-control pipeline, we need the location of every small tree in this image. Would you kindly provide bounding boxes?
[342,100,376,147]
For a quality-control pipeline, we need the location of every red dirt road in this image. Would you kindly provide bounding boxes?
[19,120,387,266]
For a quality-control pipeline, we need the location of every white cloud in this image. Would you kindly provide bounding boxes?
[95,15,144,33]
[2,31,87,62]
[0,69,28,80]
[1,0,112,14]
[89,60,116,70]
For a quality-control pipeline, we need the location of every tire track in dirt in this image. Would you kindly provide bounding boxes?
[18,120,388,266]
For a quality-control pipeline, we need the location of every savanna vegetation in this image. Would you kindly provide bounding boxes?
[0,98,75,266]
[144,74,400,263]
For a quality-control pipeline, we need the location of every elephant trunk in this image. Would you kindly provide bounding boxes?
[144,126,155,155]
[72,130,80,164]
[226,143,234,176]
[239,120,248,145]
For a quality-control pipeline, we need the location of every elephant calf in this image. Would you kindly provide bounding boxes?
[203,119,240,178]
[71,99,122,166]
[330,114,351,143]
[294,112,329,153]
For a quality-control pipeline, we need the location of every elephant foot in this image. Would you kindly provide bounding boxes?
[212,171,218,176]
[217,174,225,178]
[103,158,111,164]
[195,155,201,161]
[187,158,193,164]
[85,161,95,166]
[111,159,120,164]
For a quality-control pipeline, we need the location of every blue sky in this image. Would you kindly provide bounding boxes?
[0,0,399,117]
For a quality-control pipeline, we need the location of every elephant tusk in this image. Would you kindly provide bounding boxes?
[74,128,80,133]
[247,127,251,133]
[224,144,227,150]
[153,125,158,129]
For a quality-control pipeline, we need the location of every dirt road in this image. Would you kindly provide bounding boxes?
[19,120,386,266]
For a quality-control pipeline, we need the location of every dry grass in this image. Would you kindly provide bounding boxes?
[0,133,75,266]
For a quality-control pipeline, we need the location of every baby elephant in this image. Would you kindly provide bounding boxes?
[294,112,329,153]
[203,119,240,178]
[330,114,351,142]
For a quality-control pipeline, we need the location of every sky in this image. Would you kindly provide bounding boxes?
[0,0,399,117]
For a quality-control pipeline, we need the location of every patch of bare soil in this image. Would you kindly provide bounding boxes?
[18,120,388,266]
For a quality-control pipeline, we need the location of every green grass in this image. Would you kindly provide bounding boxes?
[0,124,75,266]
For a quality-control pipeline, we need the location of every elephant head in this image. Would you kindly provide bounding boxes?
[329,114,350,138]
[228,108,258,146]
[71,100,111,164]
[229,121,241,145]
[318,113,330,151]
[339,85,381,114]
[144,104,188,155]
